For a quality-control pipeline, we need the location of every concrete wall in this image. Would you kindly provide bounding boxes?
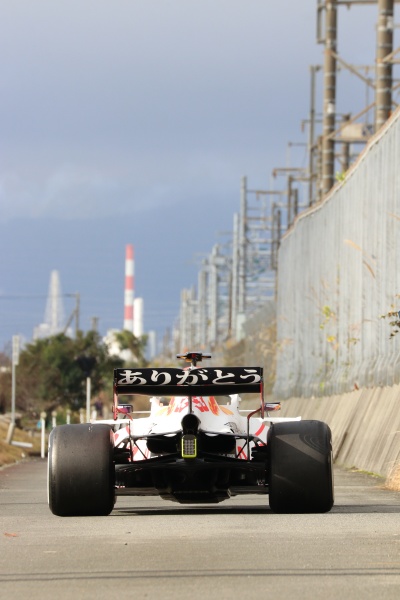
[280,386,400,478]
[275,106,400,399]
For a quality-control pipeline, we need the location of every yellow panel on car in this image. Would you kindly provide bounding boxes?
[181,434,197,458]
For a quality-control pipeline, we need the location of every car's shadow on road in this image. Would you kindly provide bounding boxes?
[113,503,400,516]
[331,504,400,514]
[114,505,271,516]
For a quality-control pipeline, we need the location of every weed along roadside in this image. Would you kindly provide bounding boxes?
[0,419,43,468]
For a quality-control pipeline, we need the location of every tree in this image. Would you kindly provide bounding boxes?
[14,331,123,413]
[113,330,148,367]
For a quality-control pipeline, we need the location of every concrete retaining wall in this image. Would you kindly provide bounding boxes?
[275,106,400,399]
[280,385,400,478]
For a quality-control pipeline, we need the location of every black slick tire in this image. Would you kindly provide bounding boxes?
[268,420,334,513]
[48,423,115,516]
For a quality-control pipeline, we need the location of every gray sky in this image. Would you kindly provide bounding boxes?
[0,1,388,351]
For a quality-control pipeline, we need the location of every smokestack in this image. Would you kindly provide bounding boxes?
[133,297,144,338]
[123,244,134,331]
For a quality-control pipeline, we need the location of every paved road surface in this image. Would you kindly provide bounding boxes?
[0,459,399,599]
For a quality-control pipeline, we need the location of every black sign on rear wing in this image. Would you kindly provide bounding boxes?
[114,367,263,397]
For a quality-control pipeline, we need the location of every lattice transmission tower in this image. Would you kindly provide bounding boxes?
[33,270,66,339]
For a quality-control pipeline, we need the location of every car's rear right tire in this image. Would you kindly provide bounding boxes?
[48,423,115,517]
[268,420,334,513]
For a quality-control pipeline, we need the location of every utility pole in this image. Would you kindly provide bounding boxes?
[321,0,338,196]
[75,292,80,337]
[180,288,194,351]
[179,290,187,351]
[340,114,351,172]
[197,262,208,348]
[308,65,321,206]
[272,167,306,229]
[238,176,247,319]
[6,335,20,444]
[293,188,299,219]
[287,176,293,227]
[316,135,323,202]
[271,203,282,272]
[231,213,239,339]
[376,0,394,130]
[65,291,81,337]
[90,316,99,332]
[208,246,220,347]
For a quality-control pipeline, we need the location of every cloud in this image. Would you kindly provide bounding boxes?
[41,165,120,219]
[0,1,381,225]
[0,165,156,221]
[0,140,272,221]
[0,1,321,223]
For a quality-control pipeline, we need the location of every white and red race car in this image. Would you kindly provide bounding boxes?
[48,352,334,516]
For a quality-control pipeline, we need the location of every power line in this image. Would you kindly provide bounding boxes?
[0,294,77,300]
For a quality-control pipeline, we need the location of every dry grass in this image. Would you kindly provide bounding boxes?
[0,421,43,468]
[384,464,400,492]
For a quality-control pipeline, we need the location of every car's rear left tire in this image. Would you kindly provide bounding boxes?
[268,420,334,513]
[48,423,115,516]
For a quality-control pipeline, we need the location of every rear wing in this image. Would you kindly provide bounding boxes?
[114,366,263,398]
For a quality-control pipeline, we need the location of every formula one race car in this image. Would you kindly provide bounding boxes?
[48,352,334,516]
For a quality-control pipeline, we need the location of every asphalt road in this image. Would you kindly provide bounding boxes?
[0,459,399,599]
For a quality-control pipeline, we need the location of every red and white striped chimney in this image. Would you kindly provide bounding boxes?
[123,244,134,332]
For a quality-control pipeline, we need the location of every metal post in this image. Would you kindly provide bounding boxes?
[40,412,46,459]
[322,0,337,196]
[376,0,393,130]
[86,377,91,422]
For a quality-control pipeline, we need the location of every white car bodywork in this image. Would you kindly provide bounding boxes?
[110,394,300,461]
